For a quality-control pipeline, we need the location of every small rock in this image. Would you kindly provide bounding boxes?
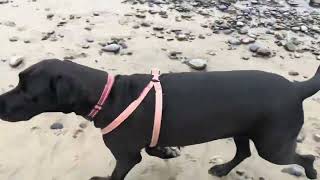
[284,42,296,52]
[228,39,241,45]
[79,123,88,129]
[288,71,299,76]
[81,43,90,49]
[198,34,205,39]
[23,39,31,43]
[317,56,320,60]
[241,37,255,44]
[281,165,303,177]
[46,13,54,19]
[239,28,249,34]
[187,59,207,70]
[242,56,250,60]
[313,134,320,142]
[236,169,245,176]
[249,44,260,52]
[176,34,187,41]
[217,4,228,11]
[168,51,182,60]
[294,53,301,58]
[0,0,8,4]
[132,24,140,29]
[291,27,300,31]
[257,48,271,57]
[9,36,19,42]
[236,21,245,27]
[50,122,64,130]
[3,21,16,27]
[102,44,121,53]
[153,26,164,31]
[136,13,146,18]
[93,12,100,16]
[141,22,151,27]
[9,56,24,67]
[86,38,94,43]
[300,25,308,32]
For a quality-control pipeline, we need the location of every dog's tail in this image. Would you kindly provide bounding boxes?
[294,66,320,100]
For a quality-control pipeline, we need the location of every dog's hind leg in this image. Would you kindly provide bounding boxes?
[145,146,181,159]
[209,136,251,177]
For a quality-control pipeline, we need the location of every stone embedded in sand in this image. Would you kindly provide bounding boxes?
[281,165,303,177]
[249,44,260,52]
[46,13,54,19]
[50,122,63,130]
[236,169,245,176]
[135,13,146,19]
[9,56,24,67]
[3,20,16,27]
[198,34,205,39]
[176,34,187,41]
[228,38,241,45]
[288,71,299,76]
[141,22,151,27]
[9,36,19,42]
[187,59,207,70]
[284,42,296,52]
[168,51,182,60]
[79,123,88,129]
[239,28,249,35]
[242,56,250,60]
[313,134,320,142]
[93,12,100,16]
[0,0,8,4]
[300,25,308,32]
[241,37,255,44]
[317,55,320,60]
[257,48,271,57]
[217,4,228,11]
[236,21,245,27]
[102,44,121,53]
[153,26,164,31]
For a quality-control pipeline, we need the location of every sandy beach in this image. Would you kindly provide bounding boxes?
[0,0,320,179]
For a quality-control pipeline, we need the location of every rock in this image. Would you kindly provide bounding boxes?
[317,56,320,60]
[176,34,187,41]
[236,169,245,176]
[257,48,271,57]
[294,53,301,58]
[0,0,8,4]
[236,21,245,27]
[310,0,320,7]
[50,122,64,130]
[228,39,241,45]
[284,42,296,52]
[242,56,250,60]
[23,39,31,43]
[291,27,300,31]
[249,44,260,52]
[93,12,100,16]
[9,56,24,67]
[217,4,228,11]
[81,43,90,49]
[153,26,164,31]
[198,34,205,39]
[132,24,140,29]
[3,21,16,27]
[86,38,94,43]
[168,51,182,60]
[9,36,19,42]
[46,13,54,19]
[141,22,151,27]
[207,50,216,56]
[239,28,248,35]
[241,37,255,44]
[102,44,121,53]
[288,71,299,76]
[300,25,308,32]
[135,13,146,18]
[79,122,88,129]
[281,165,303,177]
[187,59,207,70]
[313,134,320,142]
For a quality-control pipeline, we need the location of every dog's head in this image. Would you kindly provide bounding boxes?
[0,59,80,122]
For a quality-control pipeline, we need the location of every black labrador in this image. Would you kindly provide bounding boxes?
[0,59,318,180]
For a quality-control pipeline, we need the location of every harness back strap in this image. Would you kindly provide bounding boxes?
[95,69,163,147]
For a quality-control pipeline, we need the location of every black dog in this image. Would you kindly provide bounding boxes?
[0,59,318,180]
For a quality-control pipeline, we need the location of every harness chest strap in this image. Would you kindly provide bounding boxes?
[88,69,163,147]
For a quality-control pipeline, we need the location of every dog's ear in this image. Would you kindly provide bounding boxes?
[50,75,76,106]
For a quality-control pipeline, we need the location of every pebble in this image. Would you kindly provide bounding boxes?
[102,44,121,53]
[47,13,54,19]
[317,56,320,60]
[241,37,255,44]
[79,122,88,129]
[288,71,299,76]
[176,34,187,41]
[0,0,8,4]
[284,42,296,52]
[141,22,151,27]
[281,165,303,177]
[313,133,320,142]
[257,48,271,57]
[153,26,164,31]
[86,38,94,43]
[9,56,24,67]
[187,59,207,70]
[168,51,182,60]
[239,28,249,35]
[132,24,140,29]
[217,4,228,11]
[236,169,245,176]
[249,44,260,52]
[242,56,250,60]
[294,53,301,58]
[236,21,245,27]
[50,122,64,130]
[135,13,146,18]
[228,39,241,45]
[198,34,205,39]
[300,25,308,32]
[9,36,19,42]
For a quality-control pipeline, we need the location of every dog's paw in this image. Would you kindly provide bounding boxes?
[89,176,111,180]
[306,168,317,179]
[208,164,229,177]
[146,146,181,159]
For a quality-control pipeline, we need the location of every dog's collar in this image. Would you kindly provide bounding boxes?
[88,74,115,118]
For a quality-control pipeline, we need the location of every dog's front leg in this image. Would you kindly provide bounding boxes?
[145,146,181,159]
[90,152,142,180]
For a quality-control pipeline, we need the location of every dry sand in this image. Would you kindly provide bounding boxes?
[0,0,319,180]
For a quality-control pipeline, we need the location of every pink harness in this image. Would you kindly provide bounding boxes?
[88,69,163,147]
